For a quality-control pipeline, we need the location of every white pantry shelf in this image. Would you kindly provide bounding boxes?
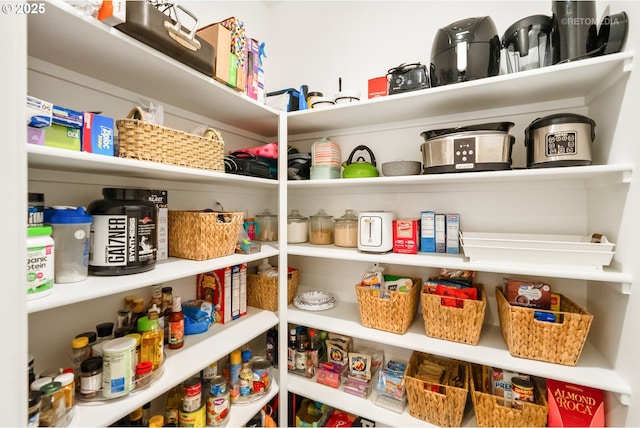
[27,246,279,314]
[69,307,279,427]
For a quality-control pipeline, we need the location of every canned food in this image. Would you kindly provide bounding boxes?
[206,377,230,428]
[178,403,206,427]
[209,375,227,396]
[182,377,202,412]
[252,358,272,393]
[512,377,535,402]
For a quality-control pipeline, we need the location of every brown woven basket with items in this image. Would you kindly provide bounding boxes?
[469,363,548,427]
[496,286,593,366]
[116,106,224,171]
[421,282,486,345]
[168,211,243,260]
[404,351,469,427]
[354,277,420,334]
[247,268,299,312]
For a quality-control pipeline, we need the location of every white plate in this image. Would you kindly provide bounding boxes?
[293,291,336,311]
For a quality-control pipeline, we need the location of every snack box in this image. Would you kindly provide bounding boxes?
[420,211,436,252]
[505,278,552,310]
[446,213,460,254]
[197,268,231,324]
[52,105,83,129]
[317,362,347,389]
[44,124,81,151]
[547,379,604,427]
[27,96,52,128]
[82,113,114,156]
[435,213,446,253]
[368,76,387,99]
[393,219,419,254]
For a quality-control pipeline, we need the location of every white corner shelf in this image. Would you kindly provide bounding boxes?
[287,302,632,400]
[286,51,634,135]
[287,243,631,285]
[27,245,279,314]
[27,144,279,188]
[28,0,279,137]
[70,307,279,427]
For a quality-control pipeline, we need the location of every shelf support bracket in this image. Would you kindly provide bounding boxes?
[618,392,631,406]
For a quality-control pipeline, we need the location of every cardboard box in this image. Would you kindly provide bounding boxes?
[239,263,247,317]
[420,211,436,252]
[368,76,388,99]
[231,264,241,319]
[547,379,605,427]
[27,126,45,145]
[52,105,83,129]
[435,214,446,253]
[44,124,81,151]
[27,96,52,128]
[220,17,247,92]
[82,113,114,156]
[196,23,232,84]
[246,38,261,101]
[393,219,419,254]
[148,190,168,262]
[197,267,232,324]
[97,0,126,26]
[505,278,552,309]
[446,214,460,254]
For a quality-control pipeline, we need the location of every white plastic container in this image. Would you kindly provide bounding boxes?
[101,337,136,398]
[50,207,92,283]
[27,226,54,300]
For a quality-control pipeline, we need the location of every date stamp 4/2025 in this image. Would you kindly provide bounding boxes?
[1,2,46,14]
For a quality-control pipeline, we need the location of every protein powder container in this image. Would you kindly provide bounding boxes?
[88,188,157,275]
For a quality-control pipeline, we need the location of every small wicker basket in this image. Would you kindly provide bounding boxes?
[404,351,469,427]
[168,211,243,261]
[354,277,420,334]
[116,107,224,171]
[469,363,548,428]
[421,283,486,345]
[247,268,299,312]
[496,286,593,366]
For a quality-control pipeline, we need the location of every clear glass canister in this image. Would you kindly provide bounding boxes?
[287,210,308,243]
[39,381,66,427]
[255,209,278,242]
[308,209,334,245]
[334,209,358,247]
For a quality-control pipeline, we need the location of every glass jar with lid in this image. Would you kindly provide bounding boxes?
[39,381,66,427]
[255,209,278,242]
[334,209,359,247]
[287,210,309,243]
[308,209,334,245]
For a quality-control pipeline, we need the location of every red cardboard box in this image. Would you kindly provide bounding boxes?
[368,76,388,99]
[393,219,419,254]
[197,268,232,324]
[547,379,605,427]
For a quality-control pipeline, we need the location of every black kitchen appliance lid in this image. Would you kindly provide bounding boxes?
[421,121,514,140]
[432,16,498,56]
[527,113,595,130]
[501,14,552,54]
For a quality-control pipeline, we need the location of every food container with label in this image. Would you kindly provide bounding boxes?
[287,209,308,243]
[309,209,334,245]
[255,209,278,241]
[334,209,358,247]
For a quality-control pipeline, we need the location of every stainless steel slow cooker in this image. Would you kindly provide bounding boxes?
[420,122,515,173]
[524,113,595,168]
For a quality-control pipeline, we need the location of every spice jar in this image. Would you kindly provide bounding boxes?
[255,209,278,241]
[334,209,358,247]
[28,391,41,427]
[79,357,103,399]
[308,209,334,245]
[135,361,153,389]
[39,381,66,427]
[287,210,308,243]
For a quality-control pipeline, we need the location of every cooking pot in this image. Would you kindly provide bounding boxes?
[342,145,379,178]
[420,122,515,173]
[525,113,595,168]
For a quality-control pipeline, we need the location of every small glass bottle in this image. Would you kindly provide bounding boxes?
[130,297,145,333]
[142,402,151,426]
[79,357,102,399]
[70,336,90,382]
[168,296,184,349]
[39,381,66,427]
[161,286,173,344]
[149,415,165,428]
[126,332,142,366]
[53,371,75,410]
[28,390,41,427]
[116,308,132,330]
[164,385,181,427]
[93,322,115,356]
[287,328,297,371]
[239,350,253,396]
[129,406,143,426]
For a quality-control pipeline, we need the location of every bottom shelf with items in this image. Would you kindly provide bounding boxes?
[68,307,279,427]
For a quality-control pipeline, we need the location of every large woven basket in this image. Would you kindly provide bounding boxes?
[421,283,486,345]
[168,211,243,261]
[247,268,299,312]
[355,278,420,334]
[116,107,224,171]
[469,363,548,427]
[496,286,593,366]
[404,351,469,427]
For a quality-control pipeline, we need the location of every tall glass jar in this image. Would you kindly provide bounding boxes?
[287,210,308,243]
[334,209,359,247]
[308,209,334,245]
[39,382,66,427]
[255,209,278,242]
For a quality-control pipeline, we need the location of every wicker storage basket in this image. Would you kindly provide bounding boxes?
[247,268,299,312]
[355,278,420,334]
[116,107,224,171]
[496,286,593,366]
[421,283,486,345]
[404,351,469,427]
[168,211,243,260]
[469,363,548,428]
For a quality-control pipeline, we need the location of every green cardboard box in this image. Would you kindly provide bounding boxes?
[44,124,81,151]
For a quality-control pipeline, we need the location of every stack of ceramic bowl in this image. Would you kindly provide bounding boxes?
[311,137,342,179]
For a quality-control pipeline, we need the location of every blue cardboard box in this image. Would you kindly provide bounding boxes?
[420,211,436,252]
[82,113,114,156]
[52,105,83,128]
